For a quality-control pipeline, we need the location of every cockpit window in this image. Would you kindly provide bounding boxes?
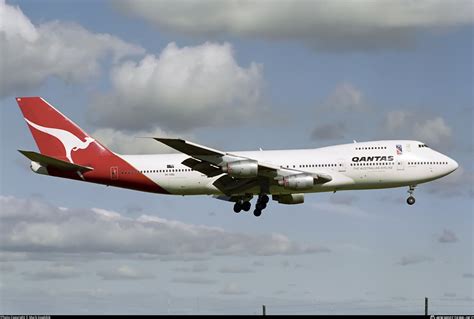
[418,144,429,148]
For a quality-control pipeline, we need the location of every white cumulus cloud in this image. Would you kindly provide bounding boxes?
[0,0,144,97]
[383,111,453,148]
[413,117,452,146]
[88,42,264,132]
[0,196,329,260]
[322,83,368,112]
[385,111,412,132]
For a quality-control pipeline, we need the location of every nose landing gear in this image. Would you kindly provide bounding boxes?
[406,185,416,205]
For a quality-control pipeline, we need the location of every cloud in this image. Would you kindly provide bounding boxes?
[218,266,254,274]
[383,111,453,148]
[321,83,368,113]
[90,127,187,154]
[97,265,154,280]
[462,273,474,278]
[311,122,346,140]
[385,111,412,132]
[124,203,143,215]
[219,283,248,295]
[0,196,329,259]
[311,83,368,141]
[88,42,264,132]
[21,264,81,280]
[252,261,264,267]
[113,0,473,51]
[413,117,452,146]
[437,229,459,243]
[171,277,216,285]
[0,0,144,97]
[425,166,474,198]
[397,255,434,266]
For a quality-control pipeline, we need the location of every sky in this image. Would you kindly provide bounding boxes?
[0,0,473,315]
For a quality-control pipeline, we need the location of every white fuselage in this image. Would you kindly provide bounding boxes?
[121,140,458,196]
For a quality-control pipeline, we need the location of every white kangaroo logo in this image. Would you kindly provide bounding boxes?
[25,118,95,163]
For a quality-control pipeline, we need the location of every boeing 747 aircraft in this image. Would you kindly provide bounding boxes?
[16,97,458,217]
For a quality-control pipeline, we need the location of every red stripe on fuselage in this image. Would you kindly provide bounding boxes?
[47,153,170,195]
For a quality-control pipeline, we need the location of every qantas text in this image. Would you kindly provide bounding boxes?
[352,156,394,162]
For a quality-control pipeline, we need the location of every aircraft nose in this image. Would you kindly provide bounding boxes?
[451,158,459,171]
[447,157,459,173]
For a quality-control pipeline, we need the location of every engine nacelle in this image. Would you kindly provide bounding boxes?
[278,174,314,190]
[30,161,49,175]
[222,160,258,178]
[273,193,304,205]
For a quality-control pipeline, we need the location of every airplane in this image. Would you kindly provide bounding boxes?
[15,97,459,217]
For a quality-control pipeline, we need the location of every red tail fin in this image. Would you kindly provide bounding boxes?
[16,97,112,165]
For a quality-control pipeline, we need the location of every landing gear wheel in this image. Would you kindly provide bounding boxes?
[242,201,251,212]
[406,185,416,206]
[233,202,242,213]
[253,193,269,217]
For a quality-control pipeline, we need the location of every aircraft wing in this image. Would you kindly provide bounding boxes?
[154,138,225,157]
[154,138,332,195]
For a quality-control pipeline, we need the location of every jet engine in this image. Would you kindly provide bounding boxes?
[222,160,258,178]
[278,174,314,190]
[273,193,304,205]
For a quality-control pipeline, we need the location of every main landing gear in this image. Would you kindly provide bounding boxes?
[406,185,416,205]
[233,194,269,217]
[253,194,269,217]
[233,200,252,213]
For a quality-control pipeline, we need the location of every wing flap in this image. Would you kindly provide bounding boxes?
[18,150,93,172]
[213,175,260,195]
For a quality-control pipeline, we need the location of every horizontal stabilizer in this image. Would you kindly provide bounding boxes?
[18,150,93,172]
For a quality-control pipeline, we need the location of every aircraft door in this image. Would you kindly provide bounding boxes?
[110,166,119,180]
[337,159,346,172]
[396,160,405,171]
